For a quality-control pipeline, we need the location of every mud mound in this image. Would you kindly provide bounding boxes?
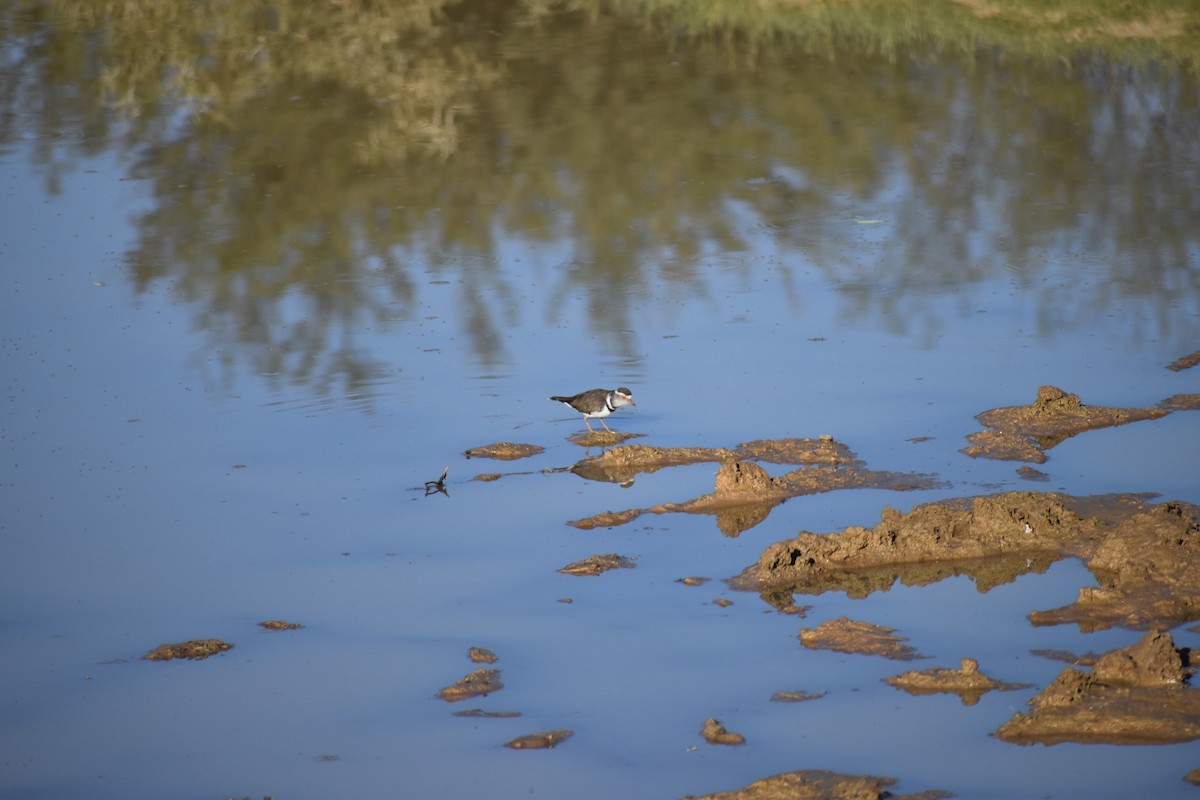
[885,658,1030,706]
[995,631,1200,744]
[962,385,1167,463]
[732,492,1200,631]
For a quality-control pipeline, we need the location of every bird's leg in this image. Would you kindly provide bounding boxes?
[600,418,613,432]
[584,417,595,432]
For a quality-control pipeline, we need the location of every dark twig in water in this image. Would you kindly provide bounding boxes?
[425,466,449,497]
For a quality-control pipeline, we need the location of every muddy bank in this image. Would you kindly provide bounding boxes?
[995,631,1200,744]
[962,385,1168,463]
[885,658,1030,706]
[682,769,949,800]
[567,439,939,536]
[732,491,1200,632]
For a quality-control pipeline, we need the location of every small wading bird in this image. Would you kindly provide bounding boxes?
[549,387,635,432]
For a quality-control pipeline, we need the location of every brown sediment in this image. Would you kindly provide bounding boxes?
[453,709,521,718]
[677,576,710,586]
[1030,649,1103,667]
[557,553,636,576]
[884,658,1031,706]
[463,442,545,460]
[1016,465,1050,482]
[566,430,644,447]
[568,508,642,529]
[731,492,1200,632]
[681,769,950,800]
[504,729,573,749]
[568,438,941,536]
[995,631,1200,744]
[700,717,745,745]
[770,689,826,703]
[435,668,503,702]
[468,647,498,663]
[1167,351,1200,372]
[1160,393,1200,410]
[258,620,303,630]
[143,639,233,661]
[799,617,927,661]
[962,385,1168,463]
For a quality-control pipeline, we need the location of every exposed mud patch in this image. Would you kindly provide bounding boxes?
[1160,393,1200,411]
[885,658,1030,705]
[770,689,826,703]
[1167,350,1200,371]
[468,647,498,663]
[799,617,927,661]
[258,620,304,631]
[463,442,545,460]
[435,668,503,702]
[453,708,520,718]
[681,769,950,800]
[995,631,1200,744]
[567,438,940,536]
[732,492,1200,632]
[700,717,745,746]
[504,729,574,749]
[143,639,233,661]
[557,553,636,576]
[566,430,644,447]
[962,385,1168,463]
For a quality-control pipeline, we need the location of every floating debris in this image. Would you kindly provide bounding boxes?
[504,729,573,749]
[143,639,233,661]
[424,466,449,496]
[677,576,710,586]
[557,553,636,576]
[799,617,927,661]
[435,668,503,702]
[700,718,745,746]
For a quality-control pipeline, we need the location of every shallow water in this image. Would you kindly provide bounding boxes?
[2,4,1199,799]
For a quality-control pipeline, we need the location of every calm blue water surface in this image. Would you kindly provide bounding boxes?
[1,6,1199,799]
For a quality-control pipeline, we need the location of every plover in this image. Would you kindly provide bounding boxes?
[549,387,635,432]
